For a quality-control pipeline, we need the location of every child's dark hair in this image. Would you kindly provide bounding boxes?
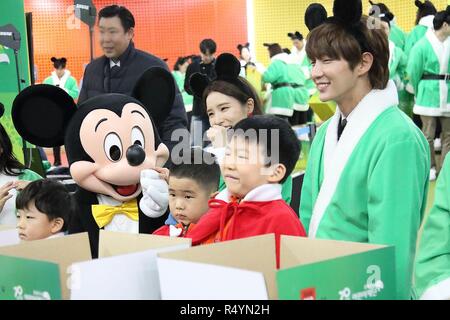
[16,179,72,232]
[170,148,221,194]
[232,115,300,184]
[0,122,25,176]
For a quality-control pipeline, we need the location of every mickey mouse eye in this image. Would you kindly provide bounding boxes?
[104,133,123,162]
[131,126,145,148]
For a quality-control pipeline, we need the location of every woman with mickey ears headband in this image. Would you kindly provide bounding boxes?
[189,53,294,205]
[405,0,438,57]
[0,102,42,226]
[299,0,430,299]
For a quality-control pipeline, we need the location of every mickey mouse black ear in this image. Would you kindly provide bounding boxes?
[305,3,328,31]
[12,84,77,147]
[333,0,362,25]
[189,73,210,98]
[287,32,294,38]
[215,53,241,80]
[0,102,4,118]
[132,67,175,126]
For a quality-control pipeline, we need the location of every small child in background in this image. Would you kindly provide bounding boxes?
[153,149,220,237]
[16,179,72,241]
[187,115,306,267]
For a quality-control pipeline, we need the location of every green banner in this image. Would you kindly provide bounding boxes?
[0,255,61,300]
[0,0,31,163]
[277,246,396,300]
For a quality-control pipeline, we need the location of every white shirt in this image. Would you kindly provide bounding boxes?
[110,60,121,68]
[97,194,139,234]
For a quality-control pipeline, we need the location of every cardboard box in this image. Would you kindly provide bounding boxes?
[0,233,90,300]
[0,231,191,300]
[157,234,396,300]
[70,231,191,300]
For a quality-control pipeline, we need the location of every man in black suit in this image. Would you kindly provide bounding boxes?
[79,5,187,151]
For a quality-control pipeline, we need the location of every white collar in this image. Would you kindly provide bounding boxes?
[418,15,435,29]
[271,52,291,64]
[110,60,121,68]
[215,184,282,203]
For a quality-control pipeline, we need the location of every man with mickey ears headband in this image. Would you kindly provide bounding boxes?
[299,0,429,299]
[12,67,175,258]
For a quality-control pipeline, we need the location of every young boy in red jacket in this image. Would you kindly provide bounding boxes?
[187,115,306,266]
[153,149,220,237]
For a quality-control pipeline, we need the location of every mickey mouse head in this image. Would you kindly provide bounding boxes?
[12,67,175,202]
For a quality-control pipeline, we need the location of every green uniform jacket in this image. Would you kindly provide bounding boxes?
[389,22,406,51]
[415,153,450,299]
[389,41,407,88]
[172,70,193,112]
[262,53,295,116]
[43,70,79,99]
[407,30,450,117]
[288,52,309,111]
[404,15,434,57]
[299,81,430,299]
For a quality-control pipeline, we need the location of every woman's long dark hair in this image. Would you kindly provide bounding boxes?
[0,123,25,176]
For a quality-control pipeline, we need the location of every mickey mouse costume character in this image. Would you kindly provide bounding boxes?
[12,67,174,257]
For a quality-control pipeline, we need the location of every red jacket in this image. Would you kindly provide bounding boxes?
[186,196,306,267]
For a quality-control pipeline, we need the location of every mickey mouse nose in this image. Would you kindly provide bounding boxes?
[126,145,145,166]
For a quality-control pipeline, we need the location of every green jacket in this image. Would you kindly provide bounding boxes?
[407,30,450,116]
[388,41,407,90]
[262,53,295,116]
[172,71,193,111]
[415,153,450,299]
[300,82,429,299]
[43,70,79,99]
[404,15,434,57]
[389,22,406,51]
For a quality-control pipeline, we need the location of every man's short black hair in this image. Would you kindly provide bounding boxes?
[199,39,217,55]
[232,115,301,184]
[169,148,220,194]
[16,179,72,232]
[98,5,135,32]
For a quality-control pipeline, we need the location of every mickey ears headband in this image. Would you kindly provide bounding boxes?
[287,31,303,40]
[189,53,242,98]
[51,57,67,63]
[237,43,250,51]
[325,0,372,54]
[304,3,328,31]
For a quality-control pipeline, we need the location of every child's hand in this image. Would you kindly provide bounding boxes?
[139,169,169,218]
[13,180,31,191]
[206,125,229,148]
[0,181,15,213]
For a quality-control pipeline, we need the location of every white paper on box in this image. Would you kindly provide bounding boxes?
[70,243,189,300]
[0,229,20,247]
[158,258,269,300]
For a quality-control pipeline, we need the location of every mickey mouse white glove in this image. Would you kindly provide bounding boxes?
[139,169,169,218]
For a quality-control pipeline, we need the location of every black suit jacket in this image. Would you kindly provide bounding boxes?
[78,42,187,151]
